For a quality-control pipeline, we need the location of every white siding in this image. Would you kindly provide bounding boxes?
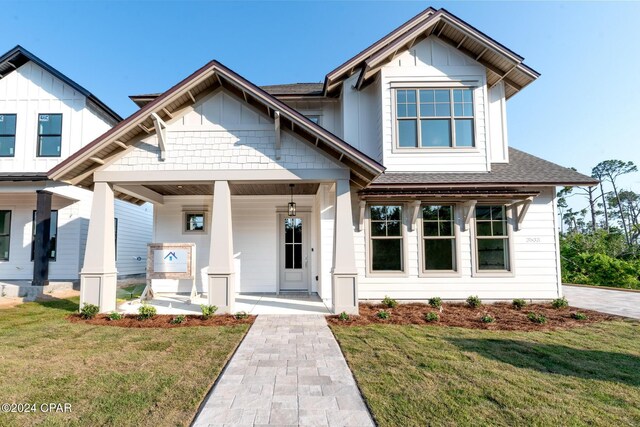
[114,200,152,276]
[283,99,341,136]
[488,81,509,163]
[341,75,383,161]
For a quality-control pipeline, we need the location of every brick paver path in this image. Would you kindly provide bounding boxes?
[192,315,374,427]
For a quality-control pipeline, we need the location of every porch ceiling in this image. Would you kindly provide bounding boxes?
[140,182,320,197]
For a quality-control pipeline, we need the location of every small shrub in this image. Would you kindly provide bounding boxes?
[481,314,494,323]
[138,304,157,320]
[428,297,442,309]
[466,295,482,308]
[572,312,588,321]
[170,315,186,324]
[338,311,350,321]
[512,299,527,310]
[382,295,398,308]
[107,311,122,321]
[527,312,547,324]
[424,312,439,322]
[377,310,390,320]
[552,297,569,309]
[234,311,249,320]
[80,303,99,319]
[200,304,218,319]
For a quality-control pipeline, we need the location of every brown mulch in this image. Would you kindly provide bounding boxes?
[327,302,618,331]
[68,313,256,328]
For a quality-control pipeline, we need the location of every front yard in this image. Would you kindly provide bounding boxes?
[331,319,640,426]
[0,297,250,426]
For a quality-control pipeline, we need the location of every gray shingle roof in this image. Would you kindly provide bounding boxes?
[0,173,49,182]
[260,83,324,96]
[372,148,597,187]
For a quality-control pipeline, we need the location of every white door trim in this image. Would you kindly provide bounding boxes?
[277,212,311,294]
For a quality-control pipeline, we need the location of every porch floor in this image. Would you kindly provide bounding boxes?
[118,293,331,315]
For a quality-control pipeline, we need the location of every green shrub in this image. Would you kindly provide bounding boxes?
[338,311,350,321]
[377,310,390,320]
[466,295,482,308]
[137,304,157,320]
[572,312,588,320]
[424,312,439,322]
[80,303,99,319]
[234,311,248,320]
[527,312,547,324]
[560,245,640,289]
[170,315,186,324]
[512,299,527,310]
[200,305,218,319]
[481,314,494,323]
[382,295,398,308]
[552,297,569,309]
[428,297,442,309]
[107,311,122,321]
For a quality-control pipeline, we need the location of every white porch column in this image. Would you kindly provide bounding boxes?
[332,179,358,314]
[208,180,235,314]
[80,182,117,313]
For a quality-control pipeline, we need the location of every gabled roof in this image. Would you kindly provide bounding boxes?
[49,60,385,192]
[0,45,122,123]
[323,8,539,99]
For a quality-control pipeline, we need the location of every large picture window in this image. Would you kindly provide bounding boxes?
[0,114,17,157]
[396,88,474,148]
[475,205,510,271]
[0,210,11,261]
[37,114,62,157]
[370,205,403,271]
[422,205,456,271]
[31,210,58,261]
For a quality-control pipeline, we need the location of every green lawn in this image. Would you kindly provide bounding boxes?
[330,321,640,427]
[0,297,249,426]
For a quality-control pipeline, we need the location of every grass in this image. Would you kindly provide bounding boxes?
[0,297,249,426]
[330,321,640,427]
[115,284,146,302]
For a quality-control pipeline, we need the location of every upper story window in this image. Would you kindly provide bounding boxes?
[396,88,474,148]
[0,114,17,157]
[305,115,320,125]
[37,114,62,157]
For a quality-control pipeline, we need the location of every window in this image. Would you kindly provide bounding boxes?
[0,114,17,157]
[422,205,456,271]
[184,212,205,232]
[305,115,320,125]
[369,205,403,271]
[31,210,58,261]
[284,217,303,269]
[396,88,474,148]
[475,205,510,271]
[0,211,10,261]
[37,114,62,157]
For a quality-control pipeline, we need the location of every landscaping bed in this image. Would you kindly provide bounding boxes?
[327,301,616,331]
[68,312,255,328]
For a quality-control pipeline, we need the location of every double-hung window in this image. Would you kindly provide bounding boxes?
[369,205,403,271]
[396,88,474,148]
[475,205,510,271]
[422,205,456,271]
[37,114,62,157]
[31,210,58,261]
[0,114,17,157]
[0,210,10,261]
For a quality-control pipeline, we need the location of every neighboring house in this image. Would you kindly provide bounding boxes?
[0,46,152,293]
[50,7,596,313]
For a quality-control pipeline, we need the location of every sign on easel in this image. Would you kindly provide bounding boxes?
[142,243,196,301]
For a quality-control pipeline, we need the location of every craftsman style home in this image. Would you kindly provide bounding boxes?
[50,7,595,313]
[0,46,152,296]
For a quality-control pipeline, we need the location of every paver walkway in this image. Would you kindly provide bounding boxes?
[193,315,374,427]
[563,285,640,319]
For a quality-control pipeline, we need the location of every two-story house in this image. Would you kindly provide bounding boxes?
[0,46,152,298]
[49,7,595,313]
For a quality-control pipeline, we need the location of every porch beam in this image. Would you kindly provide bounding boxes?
[114,184,164,205]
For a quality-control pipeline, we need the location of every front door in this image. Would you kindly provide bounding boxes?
[279,213,310,292]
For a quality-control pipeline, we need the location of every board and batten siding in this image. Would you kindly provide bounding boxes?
[341,75,383,162]
[355,187,562,300]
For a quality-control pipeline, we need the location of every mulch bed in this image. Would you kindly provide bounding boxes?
[68,313,256,328]
[327,302,617,331]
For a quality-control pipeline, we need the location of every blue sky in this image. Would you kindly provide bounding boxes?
[3,1,639,192]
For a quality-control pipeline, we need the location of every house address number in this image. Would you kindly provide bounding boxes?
[526,237,541,243]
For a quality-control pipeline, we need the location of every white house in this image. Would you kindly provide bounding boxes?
[0,46,152,295]
[49,8,595,313]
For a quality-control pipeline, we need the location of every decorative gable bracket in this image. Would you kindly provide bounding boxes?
[357,200,366,232]
[408,201,421,232]
[150,113,167,161]
[511,196,534,231]
[461,200,477,232]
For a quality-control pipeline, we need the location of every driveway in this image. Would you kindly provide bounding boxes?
[562,285,640,319]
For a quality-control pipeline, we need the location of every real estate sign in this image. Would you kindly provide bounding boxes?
[153,249,188,273]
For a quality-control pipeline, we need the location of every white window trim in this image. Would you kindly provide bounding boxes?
[182,211,207,234]
[470,204,515,278]
[418,204,462,278]
[365,203,408,278]
[0,208,12,262]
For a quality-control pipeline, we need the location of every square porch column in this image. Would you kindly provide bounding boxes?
[332,179,359,314]
[80,182,117,313]
[207,180,235,314]
[32,190,52,286]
